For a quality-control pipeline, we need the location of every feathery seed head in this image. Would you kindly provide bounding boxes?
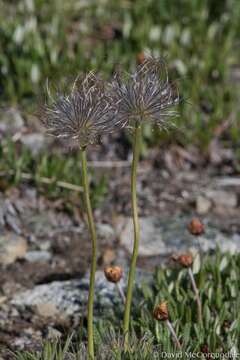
[109,57,180,129]
[39,72,123,149]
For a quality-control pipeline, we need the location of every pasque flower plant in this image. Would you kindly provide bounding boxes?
[40,59,180,356]
[40,72,124,360]
[110,57,180,347]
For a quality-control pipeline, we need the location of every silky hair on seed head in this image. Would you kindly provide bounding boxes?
[39,72,125,149]
[109,57,180,129]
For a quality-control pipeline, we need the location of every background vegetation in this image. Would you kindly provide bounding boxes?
[0,0,240,204]
[0,0,240,149]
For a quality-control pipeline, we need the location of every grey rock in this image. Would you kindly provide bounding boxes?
[35,303,59,318]
[38,240,51,251]
[119,216,240,257]
[96,223,115,244]
[24,211,73,237]
[4,213,22,234]
[0,197,22,234]
[0,233,28,265]
[12,329,42,351]
[216,177,240,187]
[11,269,150,318]
[0,297,7,305]
[205,190,237,208]
[196,195,212,214]
[24,250,52,263]
[12,280,84,318]
[46,326,62,340]
[24,213,54,237]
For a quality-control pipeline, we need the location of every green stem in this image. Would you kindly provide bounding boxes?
[80,148,97,360]
[123,123,141,348]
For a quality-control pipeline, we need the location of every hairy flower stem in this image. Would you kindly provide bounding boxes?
[117,283,126,304]
[80,148,97,360]
[123,123,141,349]
[188,268,203,325]
[165,320,181,349]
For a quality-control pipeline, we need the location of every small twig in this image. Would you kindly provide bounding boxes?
[116,282,126,304]
[165,320,182,349]
[188,267,203,324]
[216,177,240,187]
[0,170,83,192]
[88,160,131,168]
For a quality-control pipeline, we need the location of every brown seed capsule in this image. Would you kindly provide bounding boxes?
[177,253,193,268]
[104,266,123,283]
[188,218,204,236]
[153,301,169,321]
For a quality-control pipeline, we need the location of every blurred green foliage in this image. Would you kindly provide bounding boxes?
[0,138,107,209]
[0,0,240,149]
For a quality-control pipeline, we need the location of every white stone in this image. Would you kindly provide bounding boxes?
[196,195,212,214]
[0,233,27,265]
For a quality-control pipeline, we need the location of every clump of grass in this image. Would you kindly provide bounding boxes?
[14,251,240,359]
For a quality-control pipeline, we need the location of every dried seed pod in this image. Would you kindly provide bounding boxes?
[153,301,169,321]
[104,266,123,283]
[188,218,204,236]
[177,253,193,268]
